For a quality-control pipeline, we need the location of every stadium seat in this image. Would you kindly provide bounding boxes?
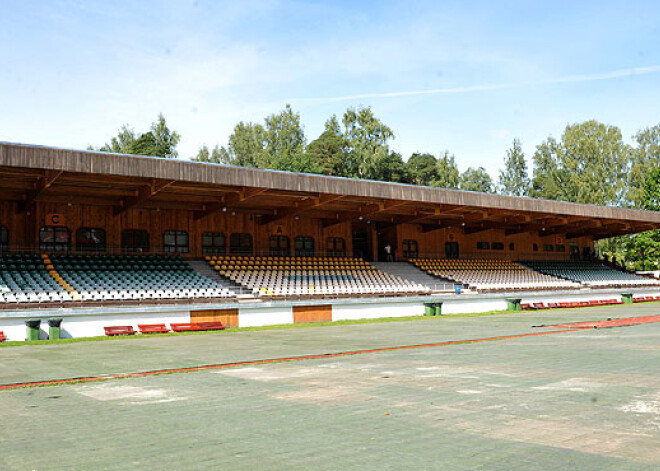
[48,253,236,302]
[207,255,429,298]
[409,258,579,291]
[521,260,660,288]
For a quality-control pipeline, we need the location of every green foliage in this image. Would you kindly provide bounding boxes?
[305,116,347,176]
[263,104,309,172]
[96,114,180,158]
[531,120,630,206]
[406,153,437,186]
[432,151,460,189]
[498,139,530,197]
[193,145,226,164]
[342,106,395,180]
[629,124,660,208]
[378,151,408,183]
[459,167,494,193]
[623,230,660,271]
[221,121,268,167]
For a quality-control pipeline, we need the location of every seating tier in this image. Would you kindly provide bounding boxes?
[207,255,430,297]
[48,253,235,301]
[0,253,71,303]
[410,258,579,291]
[521,260,660,288]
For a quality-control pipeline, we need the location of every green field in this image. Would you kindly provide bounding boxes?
[1,304,659,470]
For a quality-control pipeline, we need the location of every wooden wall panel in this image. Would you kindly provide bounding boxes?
[191,308,239,327]
[0,202,30,250]
[293,305,333,323]
[11,202,593,260]
[396,223,592,261]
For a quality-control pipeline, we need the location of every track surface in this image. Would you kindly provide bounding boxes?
[2,313,659,392]
[1,306,659,470]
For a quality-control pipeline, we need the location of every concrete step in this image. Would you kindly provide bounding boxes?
[187,260,247,295]
[371,262,459,292]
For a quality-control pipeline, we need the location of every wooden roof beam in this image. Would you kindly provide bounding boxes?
[258,194,344,225]
[505,216,568,236]
[17,169,63,213]
[536,217,594,237]
[321,200,407,228]
[463,221,506,235]
[113,178,176,216]
[420,219,465,233]
[564,221,624,240]
[193,187,269,220]
[542,219,602,238]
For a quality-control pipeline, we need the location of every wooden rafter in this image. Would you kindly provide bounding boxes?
[17,169,63,213]
[113,178,176,216]
[258,194,344,225]
[193,187,269,220]
[321,200,407,228]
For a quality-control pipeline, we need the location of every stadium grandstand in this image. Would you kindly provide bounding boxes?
[2,141,660,340]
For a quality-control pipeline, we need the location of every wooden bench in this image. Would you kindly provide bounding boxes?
[170,322,226,332]
[0,331,6,342]
[104,325,136,336]
[138,324,170,334]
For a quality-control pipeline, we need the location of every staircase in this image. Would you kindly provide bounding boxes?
[187,260,250,297]
[371,262,458,292]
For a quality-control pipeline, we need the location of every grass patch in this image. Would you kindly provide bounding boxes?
[0,309,517,347]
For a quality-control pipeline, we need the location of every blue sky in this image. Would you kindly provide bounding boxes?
[1,0,659,178]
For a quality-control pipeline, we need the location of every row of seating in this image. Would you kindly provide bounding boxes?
[0,253,72,303]
[410,258,578,291]
[521,260,660,287]
[208,255,430,297]
[49,254,234,302]
[104,322,226,336]
[522,299,623,310]
[207,255,375,271]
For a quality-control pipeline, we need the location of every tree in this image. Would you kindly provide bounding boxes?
[459,167,494,193]
[263,105,308,172]
[342,106,394,180]
[432,151,460,189]
[95,114,180,158]
[305,116,347,176]
[406,153,437,186]
[531,120,630,206]
[377,151,408,183]
[616,168,660,270]
[498,138,530,197]
[216,121,267,167]
[628,124,660,208]
[193,145,226,164]
[530,137,567,200]
[95,125,137,155]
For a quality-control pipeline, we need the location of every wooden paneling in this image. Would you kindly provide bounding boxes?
[191,308,239,328]
[293,305,332,324]
[3,141,660,227]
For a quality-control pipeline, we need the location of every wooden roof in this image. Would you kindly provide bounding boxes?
[1,141,659,240]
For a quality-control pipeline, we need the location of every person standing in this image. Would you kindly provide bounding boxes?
[384,244,393,262]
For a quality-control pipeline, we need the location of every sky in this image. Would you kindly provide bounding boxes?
[1,0,659,178]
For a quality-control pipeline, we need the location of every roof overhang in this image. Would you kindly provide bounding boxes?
[2,141,659,240]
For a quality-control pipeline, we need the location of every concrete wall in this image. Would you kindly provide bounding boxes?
[332,301,424,321]
[238,306,293,328]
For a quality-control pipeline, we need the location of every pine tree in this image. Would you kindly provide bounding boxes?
[499,139,530,197]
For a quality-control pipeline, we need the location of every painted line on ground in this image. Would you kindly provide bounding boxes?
[0,327,592,391]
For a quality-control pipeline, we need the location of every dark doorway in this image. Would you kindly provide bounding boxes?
[352,230,371,261]
[376,222,397,262]
[445,242,459,259]
[569,243,580,261]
